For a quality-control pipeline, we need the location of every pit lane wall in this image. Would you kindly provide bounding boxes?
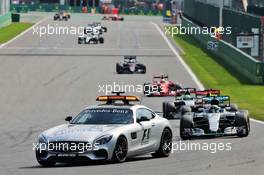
[182,17,264,84]
[0,12,11,28]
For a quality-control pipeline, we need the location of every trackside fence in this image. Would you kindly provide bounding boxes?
[10,4,162,16]
[182,17,264,84]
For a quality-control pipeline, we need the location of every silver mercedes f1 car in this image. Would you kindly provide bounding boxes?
[180,96,250,140]
[35,93,172,166]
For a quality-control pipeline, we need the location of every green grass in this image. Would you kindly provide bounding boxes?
[0,23,33,44]
[174,34,264,121]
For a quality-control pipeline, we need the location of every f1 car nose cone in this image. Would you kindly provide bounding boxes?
[208,114,221,132]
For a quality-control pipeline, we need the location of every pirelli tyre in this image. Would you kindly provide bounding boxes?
[152,128,172,158]
[181,106,192,116]
[141,66,146,74]
[116,63,122,74]
[99,37,104,44]
[235,112,250,137]
[35,150,56,167]
[230,104,239,112]
[102,27,107,32]
[180,113,193,140]
[112,136,128,163]
[143,83,153,97]
[78,38,84,44]
[163,102,175,119]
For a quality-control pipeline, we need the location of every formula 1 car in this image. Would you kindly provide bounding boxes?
[102,15,124,21]
[143,74,182,97]
[78,33,104,44]
[54,11,70,21]
[84,23,107,35]
[116,56,146,74]
[163,88,221,119]
[180,96,250,139]
[35,92,173,166]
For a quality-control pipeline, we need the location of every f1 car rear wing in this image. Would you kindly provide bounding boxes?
[176,88,196,96]
[202,95,230,106]
[196,89,220,97]
[96,92,140,105]
[124,56,136,61]
[153,73,168,79]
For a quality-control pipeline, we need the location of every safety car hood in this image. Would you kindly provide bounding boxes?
[42,124,122,142]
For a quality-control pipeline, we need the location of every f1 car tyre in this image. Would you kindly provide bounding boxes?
[180,114,193,140]
[78,38,84,44]
[142,66,146,74]
[102,27,107,32]
[36,150,56,167]
[99,37,104,44]
[116,63,122,74]
[163,102,175,119]
[235,112,250,137]
[230,104,238,112]
[143,83,152,97]
[112,136,128,163]
[181,106,192,115]
[152,128,172,158]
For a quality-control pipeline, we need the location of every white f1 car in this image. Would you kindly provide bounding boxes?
[78,33,104,44]
[84,23,107,35]
[180,96,250,139]
[35,92,173,166]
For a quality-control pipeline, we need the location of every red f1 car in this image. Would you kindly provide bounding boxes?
[143,74,182,97]
[102,15,124,21]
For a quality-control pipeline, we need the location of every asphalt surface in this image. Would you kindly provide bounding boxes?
[0,13,263,175]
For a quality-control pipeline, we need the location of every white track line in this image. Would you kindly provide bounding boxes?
[152,22,264,125]
[151,22,204,90]
[0,16,49,48]
[250,118,264,125]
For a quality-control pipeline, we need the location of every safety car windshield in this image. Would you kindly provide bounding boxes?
[71,108,133,125]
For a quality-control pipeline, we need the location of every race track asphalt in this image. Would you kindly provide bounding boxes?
[0,13,263,175]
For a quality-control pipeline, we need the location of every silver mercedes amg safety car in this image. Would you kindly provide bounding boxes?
[35,93,173,166]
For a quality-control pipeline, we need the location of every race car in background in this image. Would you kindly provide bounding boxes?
[180,95,250,139]
[102,15,124,21]
[116,56,146,74]
[143,74,182,97]
[163,88,221,119]
[35,92,173,166]
[54,11,70,21]
[78,33,104,44]
[84,23,107,35]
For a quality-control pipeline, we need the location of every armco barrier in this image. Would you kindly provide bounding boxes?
[0,12,11,28]
[182,17,264,84]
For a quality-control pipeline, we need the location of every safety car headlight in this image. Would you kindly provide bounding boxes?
[95,135,113,145]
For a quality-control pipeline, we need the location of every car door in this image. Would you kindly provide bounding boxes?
[135,108,158,152]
